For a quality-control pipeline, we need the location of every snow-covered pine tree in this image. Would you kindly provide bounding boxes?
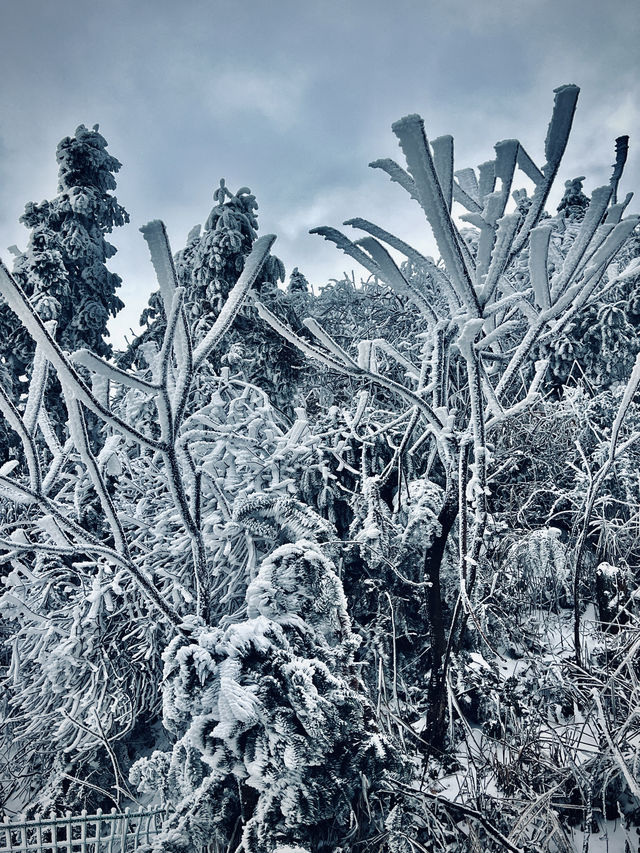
[287,266,309,294]
[0,125,128,452]
[1,125,127,376]
[124,181,309,414]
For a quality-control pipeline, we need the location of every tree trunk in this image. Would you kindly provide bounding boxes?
[423,483,458,752]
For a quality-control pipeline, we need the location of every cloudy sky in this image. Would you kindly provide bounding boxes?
[0,0,638,346]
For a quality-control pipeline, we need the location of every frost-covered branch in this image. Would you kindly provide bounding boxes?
[0,259,160,451]
[192,233,276,369]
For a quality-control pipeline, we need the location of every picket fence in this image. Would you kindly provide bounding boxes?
[0,807,165,853]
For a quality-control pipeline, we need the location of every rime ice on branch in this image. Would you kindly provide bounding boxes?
[256,84,640,748]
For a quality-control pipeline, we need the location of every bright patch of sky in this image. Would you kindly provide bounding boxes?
[0,0,638,346]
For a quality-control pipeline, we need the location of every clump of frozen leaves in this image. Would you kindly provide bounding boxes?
[130,541,403,853]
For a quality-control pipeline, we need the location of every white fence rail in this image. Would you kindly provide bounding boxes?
[0,807,165,853]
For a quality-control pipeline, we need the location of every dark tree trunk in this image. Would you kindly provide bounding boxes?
[423,483,458,753]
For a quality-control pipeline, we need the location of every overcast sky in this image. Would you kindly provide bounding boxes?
[1,0,638,346]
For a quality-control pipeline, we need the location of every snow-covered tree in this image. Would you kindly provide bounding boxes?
[0,125,128,457]
[124,181,309,415]
[1,84,639,851]
[131,541,401,852]
[0,125,127,381]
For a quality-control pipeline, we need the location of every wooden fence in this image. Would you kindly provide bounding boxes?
[0,807,165,853]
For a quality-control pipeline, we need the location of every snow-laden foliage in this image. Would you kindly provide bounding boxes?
[130,541,401,853]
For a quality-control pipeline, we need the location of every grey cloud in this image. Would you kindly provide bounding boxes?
[1,0,638,346]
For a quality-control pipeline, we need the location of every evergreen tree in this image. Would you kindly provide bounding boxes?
[126,181,309,415]
[0,124,128,451]
[287,267,309,294]
[556,175,590,222]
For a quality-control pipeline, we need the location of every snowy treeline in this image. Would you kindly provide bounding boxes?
[0,87,639,852]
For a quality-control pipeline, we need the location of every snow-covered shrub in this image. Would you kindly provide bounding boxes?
[502,527,572,612]
[131,541,402,852]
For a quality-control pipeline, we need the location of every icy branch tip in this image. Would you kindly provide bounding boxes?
[139,219,166,236]
[391,114,424,134]
[553,83,580,95]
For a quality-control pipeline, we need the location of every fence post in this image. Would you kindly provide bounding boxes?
[19,812,27,853]
[65,811,73,853]
[79,809,87,853]
[50,811,58,853]
[34,814,43,852]
[107,808,117,853]
[94,808,102,849]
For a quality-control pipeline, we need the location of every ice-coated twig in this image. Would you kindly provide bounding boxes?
[0,382,41,492]
[605,192,633,224]
[528,224,552,310]
[485,359,548,432]
[474,319,520,352]
[72,349,158,394]
[38,408,63,459]
[22,321,55,437]
[256,301,360,376]
[368,157,420,202]
[510,85,580,258]
[371,339,421,381]
[0,259,160,451]
[478,213,520,307]
[158,286,186,414]
[491,139,519,221]
[431,135,454,213]
[344,217,433,269]
[193,233,276,370]
[344,218,461,311]
[309,226,384,281]
[139,220,179,318]
[63,387,129,558]
[302,318,361,369]
[483,287,536,321]
[42,436,73,495]
[140,219,189,373]
[454,167,480,203]
[392,114,480,316]
[171,299,194,432]
[494,320,544,401]
[516,145,544,186]
[356,237,439,322]
[478,360,503,417]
